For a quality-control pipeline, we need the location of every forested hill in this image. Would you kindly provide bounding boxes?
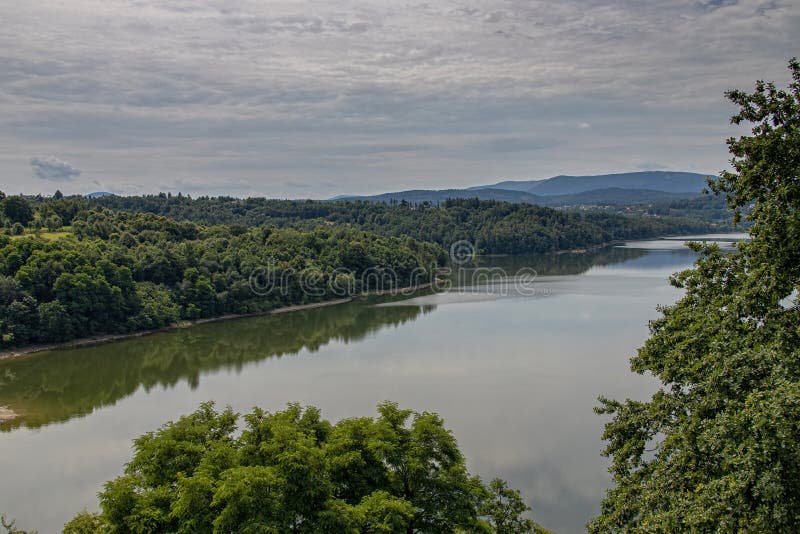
[0,210,443,349]
[336,171,714,206]
[0,192,723,349]
[85,195,719,254]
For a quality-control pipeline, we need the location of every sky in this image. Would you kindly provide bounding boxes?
[0,0,797,198]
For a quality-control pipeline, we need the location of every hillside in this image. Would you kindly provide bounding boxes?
[341,188,545,205]
[472,171,712,195]
[543,187,700,205]
[335,171,714,206]
[338,186,702,207]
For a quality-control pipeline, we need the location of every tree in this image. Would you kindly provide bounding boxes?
[63,511,106,534]
[127,282,179,330]
[178,267,217,318]
[45,215,63,232]
[0,514,37,534]
[53,190,63,200]
[482,479,548,534]
[37,300,74,342]
[590,60,800,532]
[2,196,33,226]
[69,402,541,533]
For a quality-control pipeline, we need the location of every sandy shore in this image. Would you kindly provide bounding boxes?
[0,406,17,423]
[0,297,354,362]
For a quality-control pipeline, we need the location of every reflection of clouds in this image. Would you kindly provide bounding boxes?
[0,245,685,533]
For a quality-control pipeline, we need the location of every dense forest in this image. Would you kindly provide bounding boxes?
[0,209,442,349]
[588,194,739,225]
[86,194,720,253]
[0,188,730,349]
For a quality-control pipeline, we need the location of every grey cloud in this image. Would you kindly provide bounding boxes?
[477,137,559,153]
[636,162,670,171]
[697,0,739,11]
[222,13,375,35]
[0,0,797,197]
[30,156,81,182]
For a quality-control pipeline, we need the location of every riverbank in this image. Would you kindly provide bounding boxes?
[0,297,354,362]
[0,406,16,423]
[0,282,438,362]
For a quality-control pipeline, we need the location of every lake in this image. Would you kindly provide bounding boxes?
[0,236,740,533]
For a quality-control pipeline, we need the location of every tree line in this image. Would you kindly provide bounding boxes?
[0,210,443,349]
[79,195,721,254]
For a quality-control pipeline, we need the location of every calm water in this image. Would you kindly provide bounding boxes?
[0,237,737,533]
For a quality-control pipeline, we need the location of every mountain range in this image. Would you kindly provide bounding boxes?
[337,171,714,206]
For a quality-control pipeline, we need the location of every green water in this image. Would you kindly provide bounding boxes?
[0,239,733,532]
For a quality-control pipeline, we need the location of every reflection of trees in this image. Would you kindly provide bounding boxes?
[466,246,648,277]
[0,297,431,431]
[0,245,646,432]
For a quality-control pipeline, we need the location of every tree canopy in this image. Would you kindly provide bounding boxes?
[64,402,547,534]
[0,212,442,348]
[86,195,720,256]
[590,59,800,532]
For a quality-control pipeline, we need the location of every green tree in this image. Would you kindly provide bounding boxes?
[0,514,37,534]
[63,511,107,533]
[45,215,63,231]
[482,479,548,534]
[2,196,34,226]
[590,60,800,533]
[70,402,541,533]
[128,282,179,330]
[178,267,217,318]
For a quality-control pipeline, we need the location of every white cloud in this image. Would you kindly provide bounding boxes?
[578,122,592,129]
[30,156,81,182]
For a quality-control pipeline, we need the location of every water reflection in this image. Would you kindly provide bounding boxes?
[0,246,648,433]
[0,297,433,431]
[0,239,715,533]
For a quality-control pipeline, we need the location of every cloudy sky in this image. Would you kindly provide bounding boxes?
[1,0,797,197]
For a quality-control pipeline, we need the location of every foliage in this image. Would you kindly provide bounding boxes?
[590,59,800,532]
[67,402,540,533]
[482,479,550,534]
[0,514,36,534]
[2,196,33,226]
[84,195,718,255]
[45,215,63,231]
[63,511,108,534]
[0,211,442,348]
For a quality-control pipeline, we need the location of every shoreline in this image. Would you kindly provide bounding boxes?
[0,282,436,363]
[0,405,16,423]
[0,297,355,362]
[0,231,737,362]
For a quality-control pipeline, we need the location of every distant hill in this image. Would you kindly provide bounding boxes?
[86,191,114,198]
[340,188,546,205]
[334,171,715,207]
[336,186,703,207]
[470,171,713,196]
[543,187,700,206]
